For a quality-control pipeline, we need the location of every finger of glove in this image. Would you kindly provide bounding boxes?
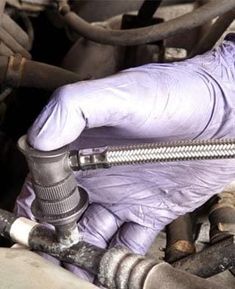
[61,203,123,280]
[14,176,62,267]
[14,175,36,220]
[109,222,158,255]
[27,68,158,151]
[27,46,223,152]
[27,86,87,151]
[77,203,123,248]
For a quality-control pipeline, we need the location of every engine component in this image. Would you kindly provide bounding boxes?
[6,0,53,12]
[209,191,235,244]
[0,248,98,289]
[0,10,32,58]
[17,135,235,247]
[58,0,235,46]
[17,135,89,247]
[165,213,195,263]
[172,235,235,277]
[0,208,233,287]
[190,9,235,57]
[0,55,81,94]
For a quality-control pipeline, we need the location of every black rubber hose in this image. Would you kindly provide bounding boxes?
[0,0,6,25]
[189,10,235,57]
[165,214,195,263]
[0,56,81,90]
[137,0,163,22]
[22,59,81,90]
[19,13,34,50]
[61,0,235,46]
[29,226,105,274]
[0,208,105,274]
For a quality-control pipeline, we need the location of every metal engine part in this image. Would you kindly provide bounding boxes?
[0,1,235,288]
[17,135,88,247]
[0,209,233,289]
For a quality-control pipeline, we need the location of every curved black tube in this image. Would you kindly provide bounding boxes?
[61,0,235,46]
[0,0,6,24]
[0,56,81,91]
[0,208,234,278]
[137,0,163,22]
[22,59,81,90]
[29,226,105,274]
[190,10,235,57]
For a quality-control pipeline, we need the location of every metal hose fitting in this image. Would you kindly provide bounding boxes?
[70,138,235,171]
[18,135,88,247]
[17,136,235,246]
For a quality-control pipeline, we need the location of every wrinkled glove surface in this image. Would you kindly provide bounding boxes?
[16,34,235,279]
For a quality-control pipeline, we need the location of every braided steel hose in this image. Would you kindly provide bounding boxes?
[70,139,235,171]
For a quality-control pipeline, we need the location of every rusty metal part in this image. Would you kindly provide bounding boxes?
[60,0,235,46]
[172,235,235,277]
[165,214,195,263]
[5,55,26,87]
[209,191,235,244]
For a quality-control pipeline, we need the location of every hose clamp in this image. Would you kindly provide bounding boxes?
[5,55,26,88]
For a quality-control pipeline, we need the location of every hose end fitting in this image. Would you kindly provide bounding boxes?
[17,135,88,247]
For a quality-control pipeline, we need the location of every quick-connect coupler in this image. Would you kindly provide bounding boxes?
[18,135,88,247]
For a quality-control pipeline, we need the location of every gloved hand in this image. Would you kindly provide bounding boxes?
[16,34,235,280]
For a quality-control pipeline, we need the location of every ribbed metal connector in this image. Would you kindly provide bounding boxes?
[70,139,235,171]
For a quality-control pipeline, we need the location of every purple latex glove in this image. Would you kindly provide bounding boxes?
[16,34,235,279]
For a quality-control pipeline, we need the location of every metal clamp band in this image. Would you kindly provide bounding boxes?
[5,55,26,87]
